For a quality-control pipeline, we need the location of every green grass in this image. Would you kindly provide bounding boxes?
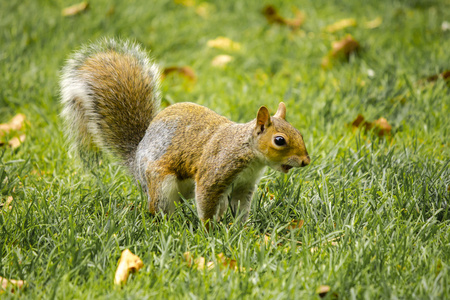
[1,0,449,298]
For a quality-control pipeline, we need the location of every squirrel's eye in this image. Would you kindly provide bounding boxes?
[274,136,286,146]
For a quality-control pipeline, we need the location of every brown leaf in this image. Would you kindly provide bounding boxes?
[207,37,241,51]
[217,253,237,270]
[325,18,357,33]
[373,117,392,137]
[0,276,26,293]
[211,55,233,67]
[331,34,360,58]
[350,114,391,138]
[262,5,304,30]
[0,114,26,137]
[162,66,197,82]
[316,285,331,298]
[351,114,367,128]
[287,219,304,230]
[365,17,382,29]
[426,70,450,82]
[114,249,144,286]
[183,252,214,271]
[62,2,89,16]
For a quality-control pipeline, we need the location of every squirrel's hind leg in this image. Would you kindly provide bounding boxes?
[146,169,189,215]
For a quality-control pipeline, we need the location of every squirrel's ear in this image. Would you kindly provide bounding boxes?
[274,102,286,120]
[256,106,272,133]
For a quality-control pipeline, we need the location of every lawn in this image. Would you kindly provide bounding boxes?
[1,0,449,298]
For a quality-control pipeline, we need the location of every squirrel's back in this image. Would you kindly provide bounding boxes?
[60,38,161,165]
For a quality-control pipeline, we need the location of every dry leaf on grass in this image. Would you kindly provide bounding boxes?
[0,276,26,294]
[322,35,360,68]
[325,18,357,33]
[8,135,26,149]
[287,219,304,230]
[0,196,14,211]
[350,114,392,138]
[162,66,197,82]
[217,253,238,270]
[425,70,450,82]
[62,2,89,16]
[207,37,241,51]
[183,252,215,271]
[331,35,360,58]
[211,55,233,67]
[262,5,305,30]
[365,17,382,29]
[316,285,331,298]
[114,249,144,286]
[195,3,214,18]
[0,114,27,149]
[174,0,195,7]
[0,114,26,136]
[184,252,242,271]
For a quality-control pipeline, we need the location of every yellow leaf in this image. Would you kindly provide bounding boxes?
[0,114,26,137]
[331,34,360,58]
[287,219,304,230]
[8,134,25,149]
[62,2,89,17]
[365,17,382,29]
[316,285,331,298]
[0,276,26,294]
[195,3,214,18]
[325,18,357,33]
[174,0,195,7]
[211,55,233,67]
[114,249,144,286]
[207,37,241,51]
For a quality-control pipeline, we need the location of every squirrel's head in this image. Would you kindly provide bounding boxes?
[254,102,310,173]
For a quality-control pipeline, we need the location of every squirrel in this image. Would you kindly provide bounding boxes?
[60,38,310,225]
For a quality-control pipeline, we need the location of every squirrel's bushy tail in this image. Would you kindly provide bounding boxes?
[60,38,161,166]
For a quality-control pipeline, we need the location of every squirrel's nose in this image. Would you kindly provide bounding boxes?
[300,156,310,167]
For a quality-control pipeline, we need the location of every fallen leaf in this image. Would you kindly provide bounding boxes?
[0,276,26,293]
[262,5,304,30]
[211,55,233,67]
[183,252,214,271]
[426,70,450,82]
[373,117,392,137]
[1,196,14,211]
[322,35,360,68]
[162,66,197,82]
[365,17,382,29]
[195,3,214,18]
[331,34,360,58]
[0,114,26,137]
[8,134,26,149]
[325,18,357,33]
[217,253,237,270]
[442,21,450,32]
[62,2,89,16]
[287,219,304,230]
[174,0,195,7]
[316,285,331,298]
[114,249,144,286]
[350,114,392,138]
[207,37,241,51]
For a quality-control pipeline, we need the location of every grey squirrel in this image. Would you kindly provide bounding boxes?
[60,38,310,225]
